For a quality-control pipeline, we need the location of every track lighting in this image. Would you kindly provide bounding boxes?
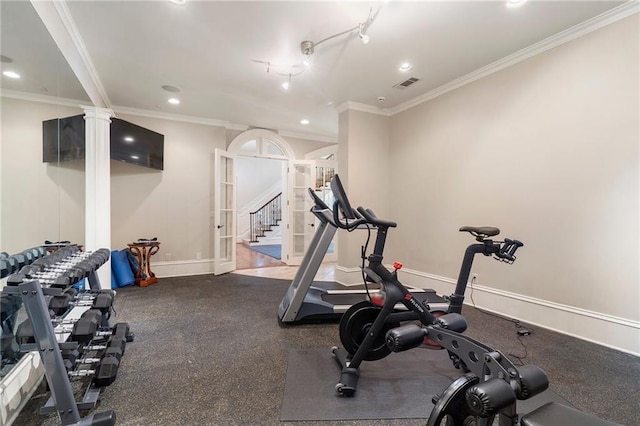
[300,6,379,59]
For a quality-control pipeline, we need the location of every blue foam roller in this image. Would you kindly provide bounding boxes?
[111,250,135,288]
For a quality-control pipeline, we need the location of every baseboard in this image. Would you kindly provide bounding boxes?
[152,259,215,278]
[335,265,640,356]
[0,352,44,426]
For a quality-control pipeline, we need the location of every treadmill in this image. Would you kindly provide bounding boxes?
[278,174,445,324]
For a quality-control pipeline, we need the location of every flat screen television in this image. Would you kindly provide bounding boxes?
[110,118,164,170]
[42,115,164,171]
[42,114,85,163]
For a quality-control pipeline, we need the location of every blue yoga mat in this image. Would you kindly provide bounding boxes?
[111,250,135,288]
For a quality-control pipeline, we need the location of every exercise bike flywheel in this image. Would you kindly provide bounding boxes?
[339,301,400,361]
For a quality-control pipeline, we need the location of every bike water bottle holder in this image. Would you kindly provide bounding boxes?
[494,238,524,264]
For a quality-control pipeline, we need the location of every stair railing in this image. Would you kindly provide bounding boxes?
[249,193,282,242]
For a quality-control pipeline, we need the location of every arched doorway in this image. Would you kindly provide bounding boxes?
[227,130,294,270]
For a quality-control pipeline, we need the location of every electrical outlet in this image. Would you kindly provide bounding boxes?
[471,273,478,284]
[196,252,202,260]
[165,253,171,261]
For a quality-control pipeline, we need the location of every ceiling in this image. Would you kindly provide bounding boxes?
[0,0,629,140]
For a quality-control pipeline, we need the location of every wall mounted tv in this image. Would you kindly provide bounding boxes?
[43,115,164,170]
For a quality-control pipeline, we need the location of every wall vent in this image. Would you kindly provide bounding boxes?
[392,77,420,89]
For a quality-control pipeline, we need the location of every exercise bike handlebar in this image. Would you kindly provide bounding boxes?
[494,238,524,263]
[356,207,397,229]
[332,201,367,230]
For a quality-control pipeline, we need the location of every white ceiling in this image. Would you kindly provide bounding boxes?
[0,1,630,140]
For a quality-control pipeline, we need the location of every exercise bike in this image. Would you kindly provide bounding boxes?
[329,178,523,396]
[384,323,619,426]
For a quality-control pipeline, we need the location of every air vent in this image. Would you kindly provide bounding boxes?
[392,77,420,89]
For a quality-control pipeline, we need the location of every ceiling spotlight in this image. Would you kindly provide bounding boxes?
[506,0,528,8]
[358,24,370,45]
[282,74,291,91]
[168,98,180,104]
[300,119,310,125]
[131,155,140,160]
[162,85,181,93]
[2,70,21,79]
[124,136,135,143]
[399,63,412,72]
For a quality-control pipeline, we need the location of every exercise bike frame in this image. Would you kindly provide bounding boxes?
[332,205,523,396]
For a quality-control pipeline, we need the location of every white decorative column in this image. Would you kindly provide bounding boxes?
[83,106,113,289]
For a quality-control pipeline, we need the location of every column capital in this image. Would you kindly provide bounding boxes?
[81,105,113,121]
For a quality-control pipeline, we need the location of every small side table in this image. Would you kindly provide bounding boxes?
[127,241,161,287]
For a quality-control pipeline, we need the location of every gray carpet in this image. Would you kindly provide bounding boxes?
[11,274,640,426]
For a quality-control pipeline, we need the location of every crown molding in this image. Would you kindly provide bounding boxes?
[111,105,239,128]
[388,0,640,115]
[0,90,335,142]
[278,130,338,144]
[0,88,88,109]
[335,101,391,116]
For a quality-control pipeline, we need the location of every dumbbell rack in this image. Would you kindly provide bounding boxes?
[2,247,120,426]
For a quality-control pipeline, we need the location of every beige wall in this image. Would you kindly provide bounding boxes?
[386,16,639,323]
[337,109,391,270]
[0,98,85,254]
[0,100,338,267]
[110,113,227,262]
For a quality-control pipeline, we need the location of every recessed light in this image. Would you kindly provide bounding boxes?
[131,155,140,160]
[124,136,135,143]
[3,70,21,79]
[399,63,412,72]
[300,119,310,125]
[506,0,528,8]
[162,85,181,93]
[168,98,180,105]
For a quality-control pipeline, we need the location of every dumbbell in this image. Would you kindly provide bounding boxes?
[16,318,35,345]
[49,287,80,316]
[49,289,114,316]
[1,257,19,278]
[65,346,122,386]
[69,309,104,343]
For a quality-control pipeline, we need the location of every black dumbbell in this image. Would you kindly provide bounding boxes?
[92,291,114,313]
[16,319,35,345]
[93,356,119,387]
[1,257,18,278]
[113,322,134,343]
[71,309,102,343]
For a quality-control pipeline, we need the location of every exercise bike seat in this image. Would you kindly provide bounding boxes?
[459,226,500,238]
[520,402,621,426]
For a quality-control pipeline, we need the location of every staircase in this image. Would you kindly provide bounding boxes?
[249,193,282,244]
